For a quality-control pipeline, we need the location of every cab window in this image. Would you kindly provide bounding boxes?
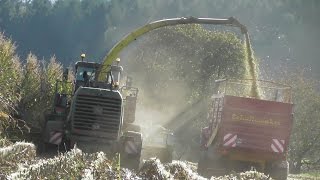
[76,67,95,81]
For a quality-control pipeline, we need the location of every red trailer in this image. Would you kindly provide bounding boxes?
[198,79,293,180]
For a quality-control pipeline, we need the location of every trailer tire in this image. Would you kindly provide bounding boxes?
[197,151,208,176]
[267,161,288,180]
[198,150,220,177]
[197,148,227,178]
[271,168,288,180]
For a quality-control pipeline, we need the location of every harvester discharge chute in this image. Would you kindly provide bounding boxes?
[97,17,258,97]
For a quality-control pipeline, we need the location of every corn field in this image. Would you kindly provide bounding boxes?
[0,33,73,140]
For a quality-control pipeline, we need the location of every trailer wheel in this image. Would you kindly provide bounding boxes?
[197,151,208,176]
[271,167,288,180]
[267,161,289,180]
[197,149,228,178]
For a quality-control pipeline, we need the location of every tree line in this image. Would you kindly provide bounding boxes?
[0,0,319,76]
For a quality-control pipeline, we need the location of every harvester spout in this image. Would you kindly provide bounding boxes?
[97,17,258,97]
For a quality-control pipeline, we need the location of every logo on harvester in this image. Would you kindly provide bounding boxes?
[49,131,63,145]
[271,139,285,153]
[124,141,138,154]
[223,133,238,147]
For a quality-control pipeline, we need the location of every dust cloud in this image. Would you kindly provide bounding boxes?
[118,28,201,161]
[119,29,192,132]
[117,24,250,161]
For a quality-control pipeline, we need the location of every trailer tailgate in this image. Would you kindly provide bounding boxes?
[219,95,293,155]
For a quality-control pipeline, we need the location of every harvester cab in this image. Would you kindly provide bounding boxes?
[74,55,123,91]
[74,61,99,89]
